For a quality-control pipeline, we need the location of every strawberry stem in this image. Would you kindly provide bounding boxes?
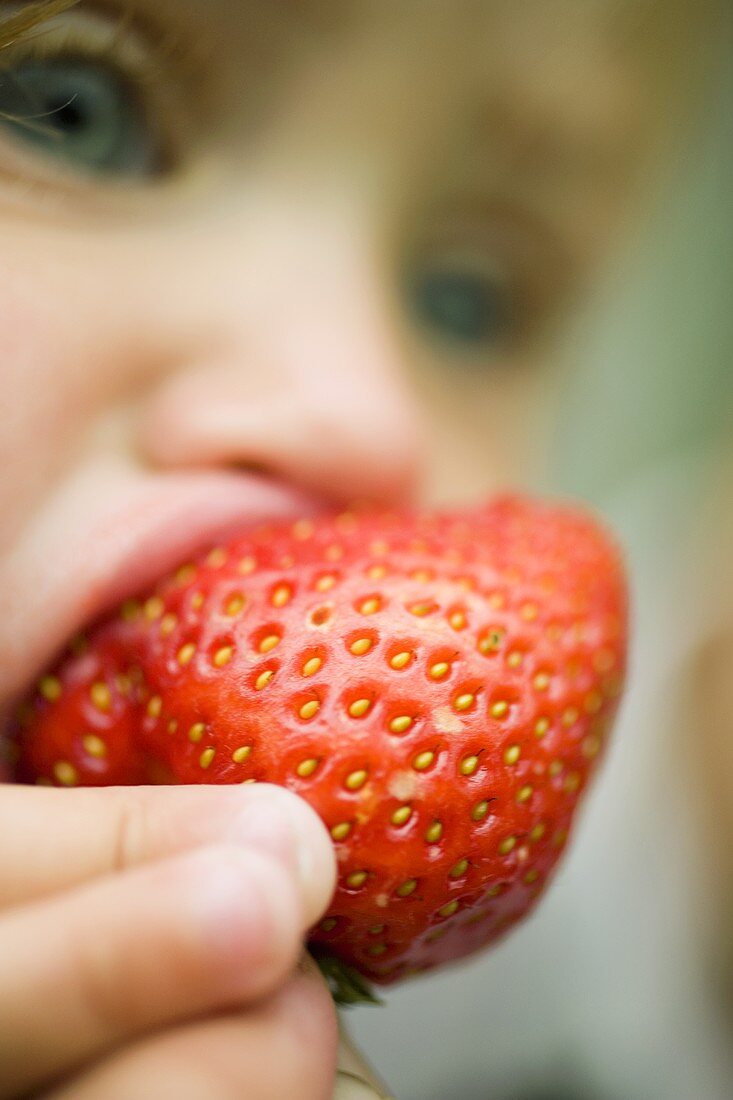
[309,948,383,1007]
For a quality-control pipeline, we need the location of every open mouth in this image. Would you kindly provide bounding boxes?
[0,468,322,740]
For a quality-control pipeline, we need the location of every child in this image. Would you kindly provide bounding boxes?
[0,2,723,1097]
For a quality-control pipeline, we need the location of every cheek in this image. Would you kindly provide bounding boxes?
[0,263,85,552]
[415,358,553,503]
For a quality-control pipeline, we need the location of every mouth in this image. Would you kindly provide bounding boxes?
[0,468,321,736]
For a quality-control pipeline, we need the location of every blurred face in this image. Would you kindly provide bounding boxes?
[0,0,673,722]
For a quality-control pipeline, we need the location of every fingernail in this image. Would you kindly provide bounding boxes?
[226,789,335,924]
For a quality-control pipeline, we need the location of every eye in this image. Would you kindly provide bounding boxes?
[0,55,163,178]
[406,249,515,349]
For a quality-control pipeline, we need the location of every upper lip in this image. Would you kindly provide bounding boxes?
[0,469,321,732]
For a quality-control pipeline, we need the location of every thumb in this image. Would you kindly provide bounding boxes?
[334,1021,395,1099]
[0,783,335,927]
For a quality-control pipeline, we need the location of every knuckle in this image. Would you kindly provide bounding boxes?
[110,791,152,873]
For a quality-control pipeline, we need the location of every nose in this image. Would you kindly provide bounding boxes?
[137,210,424,507]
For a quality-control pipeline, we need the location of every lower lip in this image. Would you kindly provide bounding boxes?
[82,472,320,621]
[1,470,320,732]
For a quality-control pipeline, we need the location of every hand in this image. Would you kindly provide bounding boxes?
[0,782,339,1099]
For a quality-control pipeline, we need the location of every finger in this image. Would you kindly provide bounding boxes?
[45,963,339,1100]
[0,782,335,923]
[334,1026,395,1100]
[0,842,318,1098]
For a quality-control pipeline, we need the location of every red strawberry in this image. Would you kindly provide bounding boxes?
[10,496,627,990]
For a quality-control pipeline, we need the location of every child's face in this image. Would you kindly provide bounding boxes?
[0,0,675,720]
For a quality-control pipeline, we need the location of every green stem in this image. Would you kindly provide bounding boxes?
[309,948,383,1007]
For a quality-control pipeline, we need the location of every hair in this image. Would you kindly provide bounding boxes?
[0,1,79,52]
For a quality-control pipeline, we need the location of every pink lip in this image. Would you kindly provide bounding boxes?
[1,470,321,732]
[78,475,319,621]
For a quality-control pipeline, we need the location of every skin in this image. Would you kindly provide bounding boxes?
[0,0,717,1096]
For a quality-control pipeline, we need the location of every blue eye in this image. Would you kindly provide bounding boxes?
[408,261,513,347]
[0,57,161,177]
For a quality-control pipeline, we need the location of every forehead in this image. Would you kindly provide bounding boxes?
[161,0,644,86]
[168,1,649,142]
[216,0,675,62]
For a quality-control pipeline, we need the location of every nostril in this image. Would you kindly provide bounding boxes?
[229,460,270,480]
[138,354,425,508]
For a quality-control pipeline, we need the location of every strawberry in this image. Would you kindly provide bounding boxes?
[10,496,627,991]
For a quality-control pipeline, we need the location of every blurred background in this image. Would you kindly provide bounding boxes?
[350,36,733,1100]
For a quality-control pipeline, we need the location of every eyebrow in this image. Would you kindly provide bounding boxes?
[471,70,646,196]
